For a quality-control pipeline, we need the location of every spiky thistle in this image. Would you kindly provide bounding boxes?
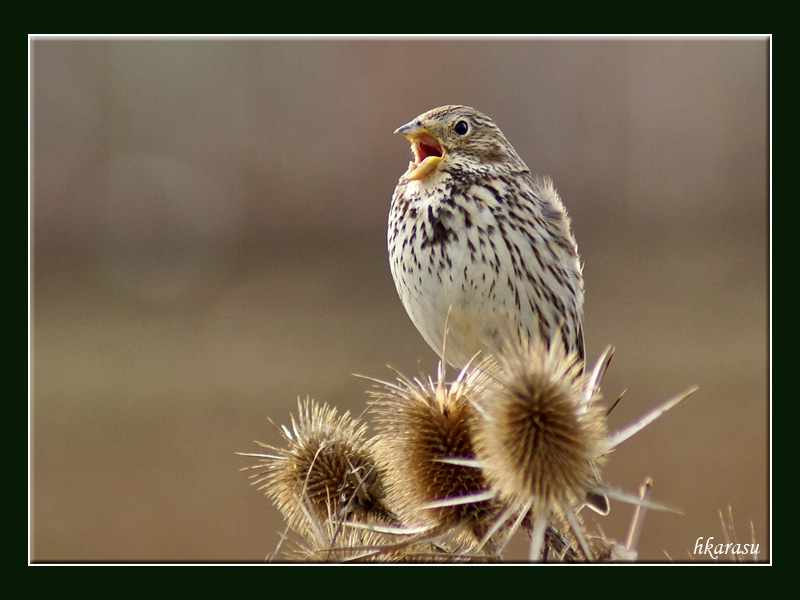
[465,338,696,561]
[465,339,606,559]
[239,397,393,545]
[367,362,501,554]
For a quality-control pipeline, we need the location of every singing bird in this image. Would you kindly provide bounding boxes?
[388,105,585,370]
[387,106,608,517]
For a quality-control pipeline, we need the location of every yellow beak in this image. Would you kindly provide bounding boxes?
[395,122,444,181]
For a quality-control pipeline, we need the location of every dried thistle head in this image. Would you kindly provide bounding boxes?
[368,364,499,548]
[467,337,696,561]
[471,340,608,515]
[465,338,611,560]
[240,397,392,539]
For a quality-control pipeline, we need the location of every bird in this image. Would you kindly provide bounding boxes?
[388,106,609,518]
[388,105,585,371]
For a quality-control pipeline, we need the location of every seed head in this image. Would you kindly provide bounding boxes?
[369,364,499,548]
[471,339,607,514]
[240,397,391,539]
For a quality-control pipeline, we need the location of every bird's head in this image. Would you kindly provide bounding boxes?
[395,105,527,181]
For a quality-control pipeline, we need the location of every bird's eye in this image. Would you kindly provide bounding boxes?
[454,120,469,135]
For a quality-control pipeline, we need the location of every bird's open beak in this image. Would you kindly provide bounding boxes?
[395,122,444,181]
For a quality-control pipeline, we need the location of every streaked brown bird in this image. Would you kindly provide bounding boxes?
[388,105,585,370]
[388,106,609,517]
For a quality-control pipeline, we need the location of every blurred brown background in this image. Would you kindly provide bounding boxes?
[30,36,769,562]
